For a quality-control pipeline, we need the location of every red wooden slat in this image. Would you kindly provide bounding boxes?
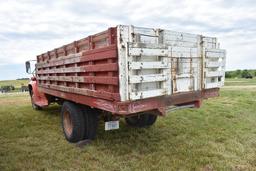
[35,27,120,107]
[37,76,118,85]
[81,46,117,62]
[36,45,117,69]
[82,44,116,55]
[37,63,118,74]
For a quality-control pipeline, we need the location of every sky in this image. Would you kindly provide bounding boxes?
[0,0,255,80]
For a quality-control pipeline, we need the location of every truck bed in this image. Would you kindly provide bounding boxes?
[34,25,226,115]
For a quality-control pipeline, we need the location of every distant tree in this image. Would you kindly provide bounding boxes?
[241,70,253,79]
[235,69,241,77]
[255,71,256,77]
[16,78,29,80]
[225,72,232,78]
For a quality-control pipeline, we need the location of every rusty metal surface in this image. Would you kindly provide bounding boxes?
[29,80,48,107]
[39,85,219,116]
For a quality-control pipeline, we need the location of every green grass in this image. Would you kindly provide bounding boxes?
[225,78,256,86]
[1,80,256,170]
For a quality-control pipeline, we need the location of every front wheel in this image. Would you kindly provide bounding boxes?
[125,113,157,127]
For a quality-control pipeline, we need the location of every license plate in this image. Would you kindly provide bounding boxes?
[105,121,119,131]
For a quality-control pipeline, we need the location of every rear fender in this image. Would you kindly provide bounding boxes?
[28,78,48,107]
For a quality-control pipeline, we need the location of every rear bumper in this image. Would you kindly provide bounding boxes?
[115,88,219,116]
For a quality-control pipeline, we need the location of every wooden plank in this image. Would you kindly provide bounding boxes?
[129,89,166,100]
[164,30,199,39]
[170,47,199,58]
[37,76,118,85]
[81,47,117,62]
[205,61,225,68]
[205,49,225,58]
[205,71,224,77]
[165,41,198,48]
[128,47,168,56]
[206,52,225,58]
[36,53,82,68]
[82,44,116,55]
[36,28,113,63]
[205,82,223,89]
[39,84,120,101]
[36,45,117,69]
[175,74,191,78]
[36,63,118,74]
[129,74,167,84]
[129,61,168,70]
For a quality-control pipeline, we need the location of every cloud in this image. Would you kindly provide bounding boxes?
[0,0,255,79]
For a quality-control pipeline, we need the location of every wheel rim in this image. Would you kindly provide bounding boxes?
[63,109,73,137]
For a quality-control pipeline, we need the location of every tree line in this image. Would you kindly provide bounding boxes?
[225,69,256,78]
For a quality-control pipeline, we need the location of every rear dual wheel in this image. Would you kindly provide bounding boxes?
[125,113,157,127]
[61,101,98,143]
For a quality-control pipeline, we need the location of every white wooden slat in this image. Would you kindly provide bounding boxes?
[170,47,199,58]
[206,51,225,58]
[205,48,226,54]
[133,27,157,36]
[171,47,198,53]
[129,74,167,84]
[206,71,225,77]
[203,37,217,43]
[129,62,168,70]
[205,61,225,68]
[164,30,198,40]
[205,82,223,89]
[206,49,225,53]
[165,41,198,48]
[164,36,198,43]
[175,74,191,78]
[129,42,167,49]
[129,48,168,56]
[129,89,166,100]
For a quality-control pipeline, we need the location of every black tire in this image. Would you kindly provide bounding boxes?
[125,113,157,127]
[146,114,158,126]
[61,101,85,143]
[81,106,98,140]
[30,91,42,110]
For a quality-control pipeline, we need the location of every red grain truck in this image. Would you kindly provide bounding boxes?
[25,25,226,143]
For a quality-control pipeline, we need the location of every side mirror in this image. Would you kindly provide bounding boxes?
[25,61,31,74]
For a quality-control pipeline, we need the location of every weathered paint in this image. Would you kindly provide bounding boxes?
[29,79,48,107]
[29,25,226,116]
[118,25,226,101]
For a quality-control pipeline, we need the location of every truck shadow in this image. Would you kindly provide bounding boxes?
[94,119,172,155]
[36,105,178,155]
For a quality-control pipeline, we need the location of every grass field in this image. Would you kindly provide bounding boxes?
[0,79,29,92]
[0,79,256,170]
[0,80,29,88]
